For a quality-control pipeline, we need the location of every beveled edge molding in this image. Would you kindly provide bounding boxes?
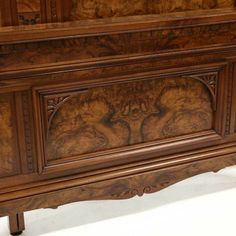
[0,148,236,217]
[0,46,232,82]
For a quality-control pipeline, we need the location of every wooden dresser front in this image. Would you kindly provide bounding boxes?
[1,0,236,235]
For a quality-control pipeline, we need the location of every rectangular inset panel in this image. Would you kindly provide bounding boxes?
[16,0,41,25]
[69,0,235,20]
[34,70,222,176]
[0,94,19,177]
[45,77,213,160]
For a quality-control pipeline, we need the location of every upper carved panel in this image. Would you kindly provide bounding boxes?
[16,0,41,25]
[0,94,18,177]
[44,77,213,160]
[69,0,235,20]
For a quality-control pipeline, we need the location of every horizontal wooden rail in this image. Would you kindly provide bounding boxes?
[0,8,236,44]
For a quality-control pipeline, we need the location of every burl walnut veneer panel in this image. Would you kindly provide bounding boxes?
[45,77,212,160]
[70,0,235,20]
[0,94,19,178]
[1,22,236,72]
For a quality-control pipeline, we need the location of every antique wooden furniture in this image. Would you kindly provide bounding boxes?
[1,0,236,235]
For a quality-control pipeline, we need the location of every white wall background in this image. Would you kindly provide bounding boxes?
[1,166,236,236]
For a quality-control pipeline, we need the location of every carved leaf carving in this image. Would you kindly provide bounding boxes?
[47,96,71,124]
[185,72,218,110]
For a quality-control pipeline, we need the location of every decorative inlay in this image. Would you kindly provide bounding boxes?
[22,92,34,171]
[43,77,213,160]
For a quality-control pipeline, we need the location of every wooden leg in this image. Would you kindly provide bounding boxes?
[8,213,25,236]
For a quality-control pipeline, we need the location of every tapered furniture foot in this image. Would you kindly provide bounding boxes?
[8,213,25,236]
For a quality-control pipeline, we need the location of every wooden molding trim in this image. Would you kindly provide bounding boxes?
[1,151,236,216]
[1,8,236,44]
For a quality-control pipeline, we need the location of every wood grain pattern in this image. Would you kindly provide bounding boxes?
[0,0,18,26]
[1,21,236,73]
[16,0,40,12]
[70,0,235,20]
[45,77,213,160]
[0,94,18,177]
[0,2,236,235]
[8,213,25,236]
[16,0,41,25]
[0,0,235,26]
[1,151,236,217]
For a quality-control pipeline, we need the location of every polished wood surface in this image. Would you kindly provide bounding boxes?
[45,77,212,160]
[0,94,19,178]
[69,0,235,20]
[0,1,236,235]
[8,213,25,236]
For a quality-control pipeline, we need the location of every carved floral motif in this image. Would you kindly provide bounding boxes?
[110,185,159,198]
[186,72,218,110]
[47,96,71,124]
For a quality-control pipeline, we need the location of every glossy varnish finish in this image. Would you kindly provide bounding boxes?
[0,94,19,178]
[45,77,213,160]
[0,1,236,235]
[69,0,235,19]
[16,0,41,25]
